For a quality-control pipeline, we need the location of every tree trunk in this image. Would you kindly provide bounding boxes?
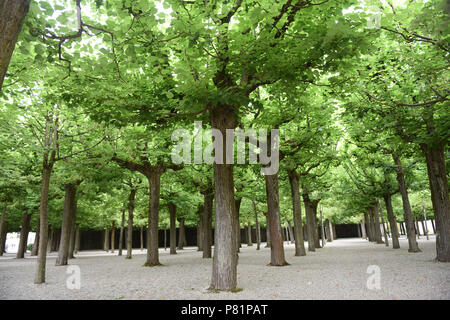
[16,213,31,258]
[202,193,213,258]
[31,218,40,256]
[302,188,315,252]
[265,173,288,266]
[327,219,334,242]
[252,201,261,250]
[371,205,384,244]
[47,227,53,253]
[104,226,110,251]
[144,169,162,266]
[0,0,31,92]
[110,222,115,253]
[265,213,271,248]
[287,221,295,244]
[235,198,242,251]
[311,200,321,248]
[74,225,80,254]
[383,194,400,249]
[332,223,337,240]
[34,165,53,284]
[118,209,125,256]
[287,172,306,256]
[168,202,177,255]
[209,107,238,291]
[68,221,76,259]
[197,218,203,251]
[140,226,144,251]
[431,218,436,234]
[392,154,421,252]
[126,188,136,259]
[178,217,186,250]
[378,202,389,247]
[0,205,7,255]
[247,222,253,246]
[56,184,77,266]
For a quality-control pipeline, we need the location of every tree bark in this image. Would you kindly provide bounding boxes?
[392,154,421,252]
[178,217,186,250]
[143,169,162,266]
[287,221,295,244]
[126,188,136,259]
[34,165,53,284]
[0,0,31,92]
[56,184,77,266]
[16,213,31,258]
[371,205,384,244]
[327,219,334,242]
[235,198,242,251]
[287,172,306,256]
[252,201,261,250]
[140,225,144,251]
[209,106,238,291]
[383,194,400,249]
[0,206,8,255]
[265,173,288,266]
[47,227,53,253]
[247,222,253,246]
[68,221,76,259]
[264,212,271,248]
[202,193,213,258]
[110,222,115,253]
[118,209,125,256]
[302,187,315,252]
[74,224,80,254]
[168,202,177,255]
[31,218,40,256]
[311,200,321,248]
[197,218,203,251]
[378,202,389,247]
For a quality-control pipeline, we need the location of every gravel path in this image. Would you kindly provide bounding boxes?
[0,235,448,300]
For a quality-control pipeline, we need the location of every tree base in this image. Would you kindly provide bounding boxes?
[408,248,422,253]
[143,262,163,267]
[207,286,243,293]
[267,261,290,267]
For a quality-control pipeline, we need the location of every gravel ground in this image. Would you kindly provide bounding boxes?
[0,235,448,300]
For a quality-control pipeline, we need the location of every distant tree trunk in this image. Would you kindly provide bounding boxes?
[178,218,186,250]
[311,200,321,248]
[235,198,242,251]
[327,219,334,242]
[0,205,7,255]
[164,228,167,250]
[265,173,288,266]
[74,225,80,254]
[118,209,125,256]
[0,221,8,255]
[110,222,115,253]
[332,223,337,240]
[421,142,450,261]
[168,202,177,255]
[252,201,261,250]
[414,216,421,238]
[104,226,110,252]
[31,219,40,256]
[392,154,420,252]
[287,221,295,244]
[361,221,367,239]
[0,0,31,92]
[202,194,213,258]
[383,195,400,249]
[140,226,144,251]
[197,218,203,251]
[16,213,31,258]
[56,184,77,266]
[431,218,436,234]
[287,171,306,256]
[379,203,389,247]
[126,188,136,259]
[371,206,384,244]
[357,223,362,238]
[47,227,54,253]
[247,222,253,246]
[302,188,315,252]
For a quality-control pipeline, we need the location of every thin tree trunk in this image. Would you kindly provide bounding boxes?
[371,205,384,244]
[327,219,334,242]
[311,200,321,248]
[164,228,167,250]
[202,193,213,258]
[16,213,31,258]
[126,188,136,259]
[302,188,315,252]
[383,195,400,249]
[247,222,253,246]
[287,221,295,244]
[110,222,115,253]
[378,201,389,247]
[197,218,203,251]
[0,0,31,91]
[265,173,288,266]
[235,198,242,251]
[0,205,7,255]
[47,227,53,253]
[34,165,53,284]
[104,226,110,252]
[252,201,261,250]
[392,154,420,252]
[332,223,337,240]
[178,218,186,250]
[264,213,271,248]
[168,202,177,255]
[287,172,306,256]
[56,184,77,266]
[140,225,143,251]
[431,218,436,234]
[31,218,40,256]
[68,221,76,259]
[74,225,80,254]
[118,209,125,256]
